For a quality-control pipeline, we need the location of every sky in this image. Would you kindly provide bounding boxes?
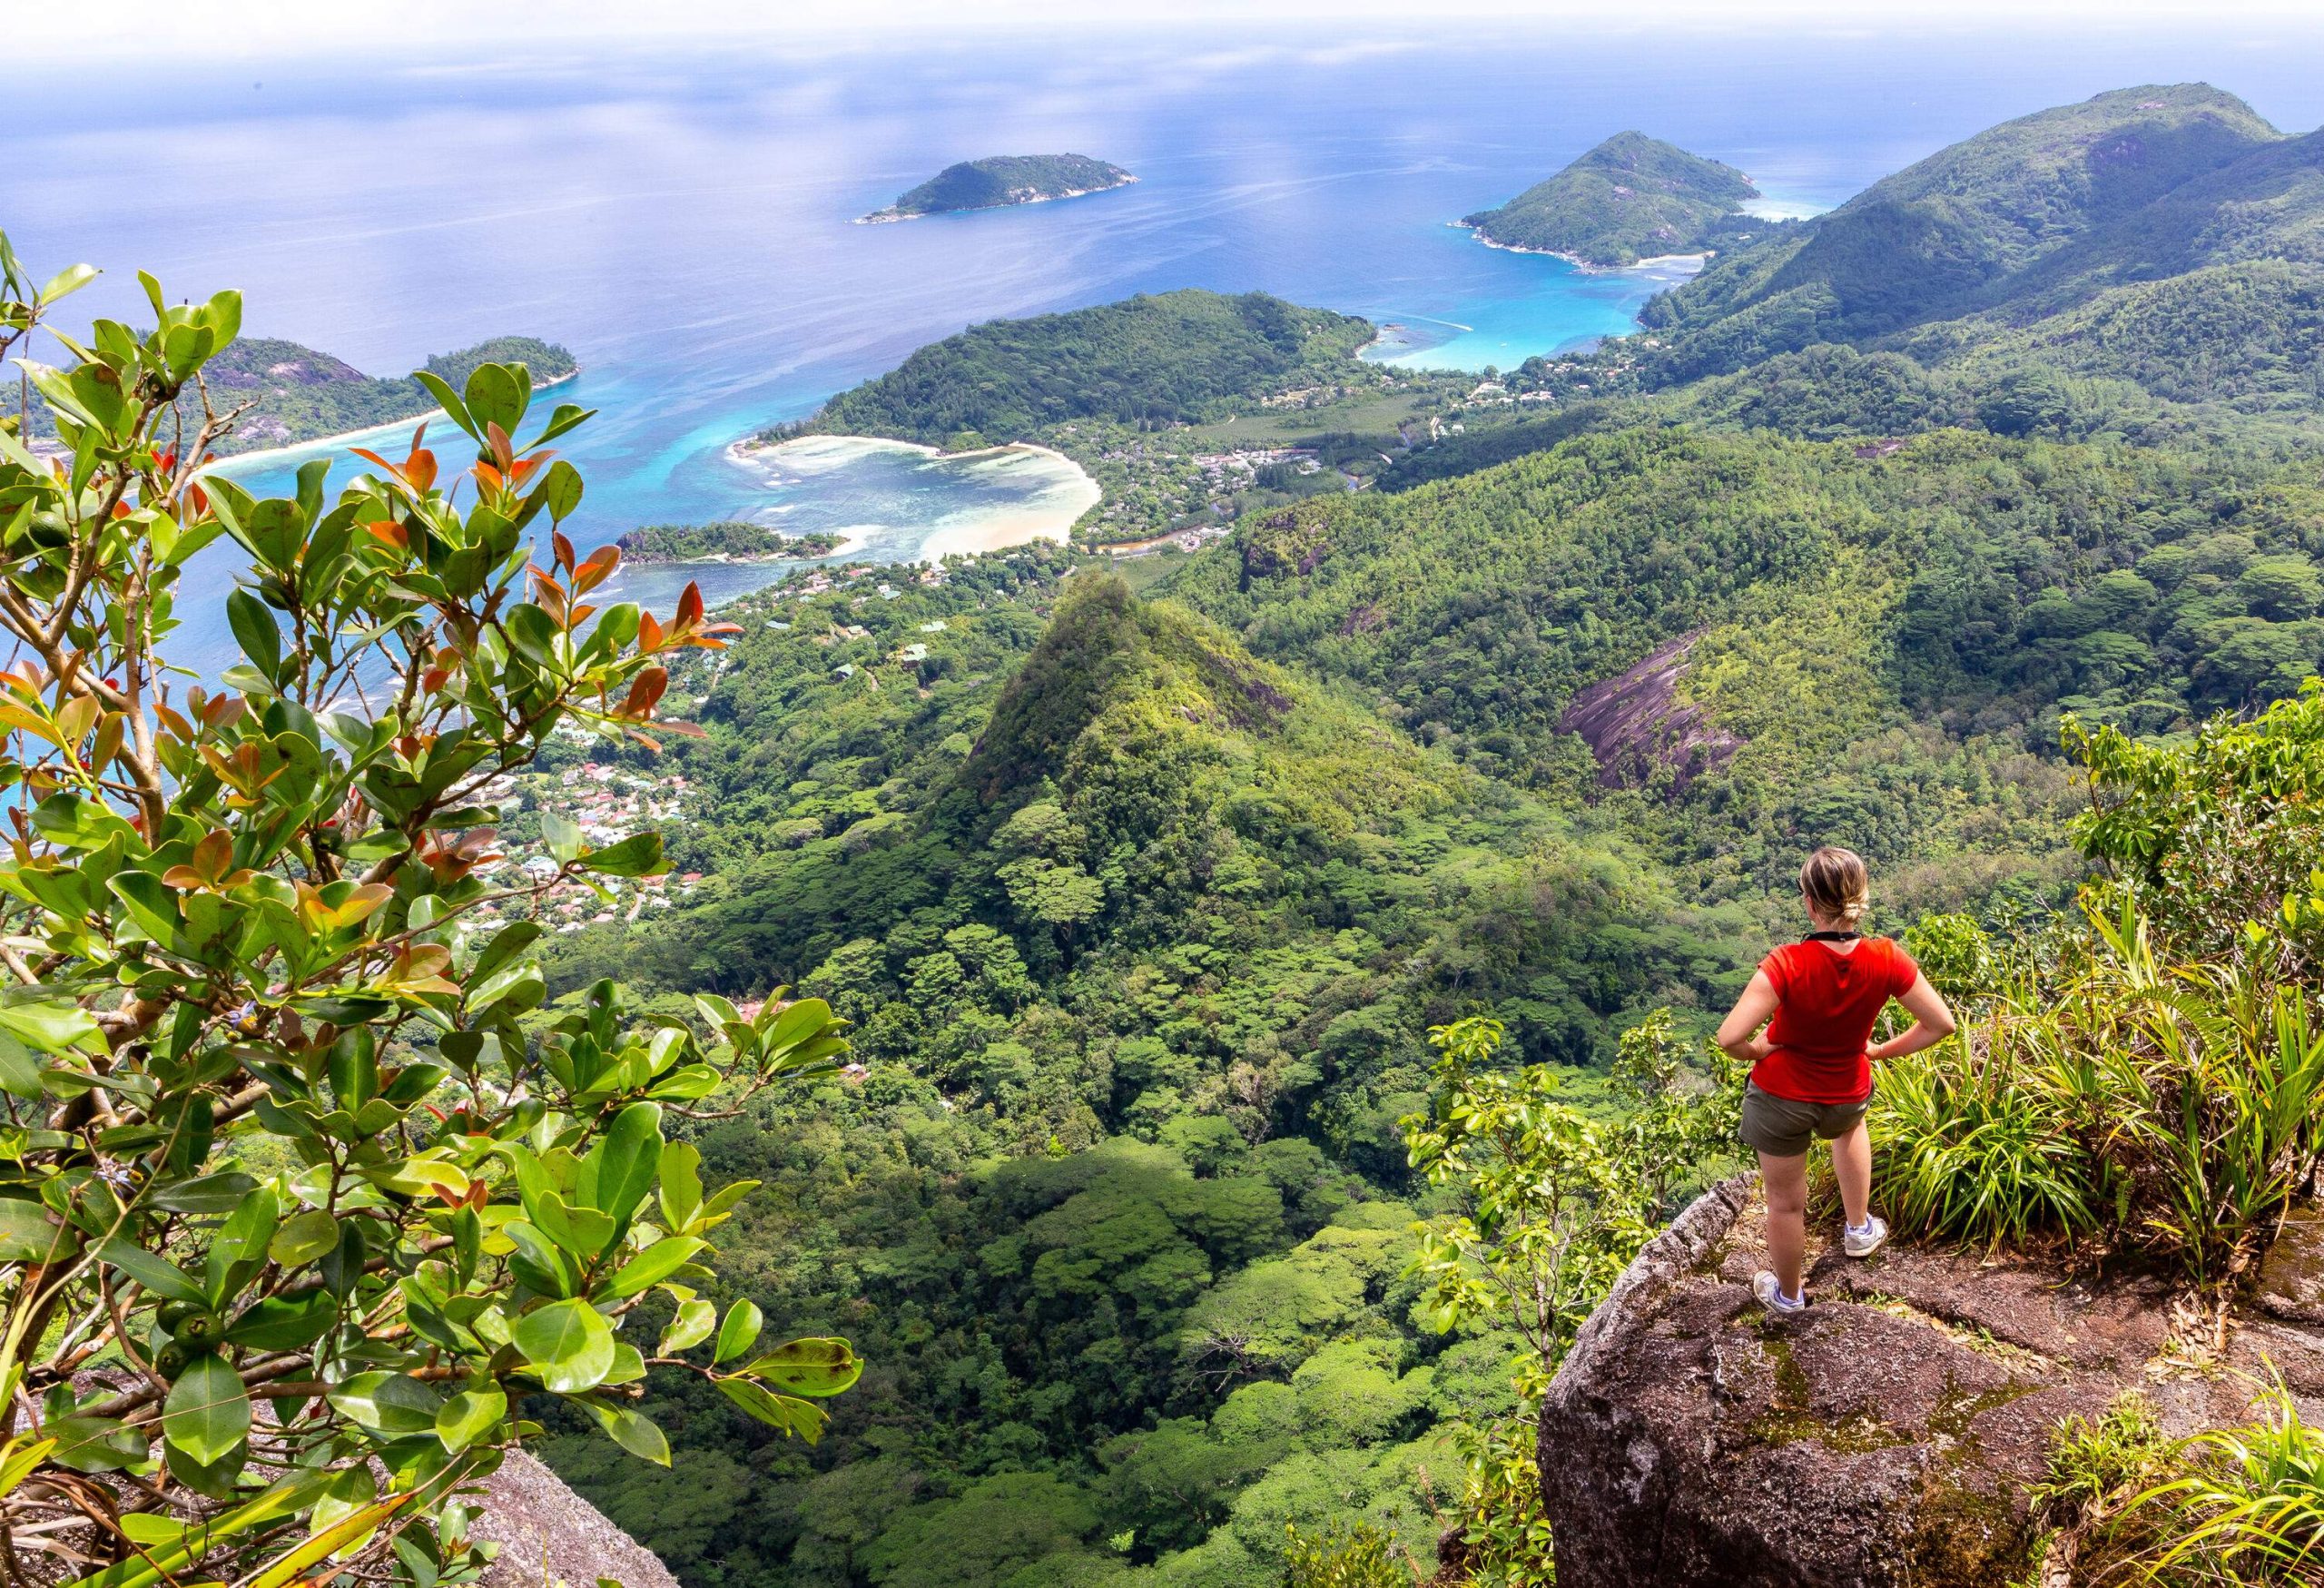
[23,0,2324,60]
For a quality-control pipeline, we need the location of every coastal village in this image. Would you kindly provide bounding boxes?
[458,724,702,938]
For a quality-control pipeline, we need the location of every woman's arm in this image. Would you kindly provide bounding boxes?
[1867,973,1957,1061]
[1716,971,1781,1063]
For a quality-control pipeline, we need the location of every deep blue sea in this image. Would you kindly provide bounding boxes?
[13,25,2324,675]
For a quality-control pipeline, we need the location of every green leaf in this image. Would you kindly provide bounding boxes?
[465,361,527,437]
[225,589,281,682]
[714,1377,827,1443]
[529,401,596,449]
[0,1031,41,1100]
[0,999,106,1058]
[413,370,477,439]
[735,1337,863,1397]
[268,1208,340,1267]
[326,1370,442,1435]
[37,262,98,307]
[568,1396,670,1465]
[434,1385,507,1454]
[599,1236,704,1301]
[148,1170,259,1215]
[468,920,543,985]
[581,1101,663,1226]
[106,872,184,952]
[541,810,582,863]
[223,1293,337,1353]
[514,1297,615,1393]
[658,1140,704,1233]
[162,1353,250,1465]
[94,1236,205,1304]
[44,1415,147,1474]
[658,1297,715,1356]
[0,1196,77,1263]
[529,1189,616,1258]
[206,1184,281,1304]
[714,1299,763,1366]
[579,831,665,878]
[536,459,585,522]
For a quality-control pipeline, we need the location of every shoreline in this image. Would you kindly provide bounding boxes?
[1446,220,1709,275]
[202,367,582,477]
[855,173,1137,225]
[724,433,1100,563]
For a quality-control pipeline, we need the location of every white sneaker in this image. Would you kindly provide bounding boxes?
[1753,1270,1807,1315]
[1843,1216,1889,1258]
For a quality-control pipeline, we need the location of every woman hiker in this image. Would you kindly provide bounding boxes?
[1715,845,1957,1314]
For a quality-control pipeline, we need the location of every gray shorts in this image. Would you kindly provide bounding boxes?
[1740,1079,1871,1159]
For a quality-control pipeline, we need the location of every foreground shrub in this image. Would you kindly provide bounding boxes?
[0,237,854,1585]
[1869,686,2324,1282]
[2039,1384,2324,1583]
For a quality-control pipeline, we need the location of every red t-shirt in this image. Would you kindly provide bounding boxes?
[1749,937,1920,1105]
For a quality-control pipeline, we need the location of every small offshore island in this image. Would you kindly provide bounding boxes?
[1462,131,1764,267]
[858,153,1136,222]
[613,521,846,563]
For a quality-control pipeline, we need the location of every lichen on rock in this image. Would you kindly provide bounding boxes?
[1538,1178,2324,1587]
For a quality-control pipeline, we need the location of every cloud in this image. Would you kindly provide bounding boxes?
[24,0,2324,61]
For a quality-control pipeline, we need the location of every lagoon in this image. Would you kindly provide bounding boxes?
[17,29,2324,663]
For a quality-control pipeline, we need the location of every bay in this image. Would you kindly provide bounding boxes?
[12,26,2324,674]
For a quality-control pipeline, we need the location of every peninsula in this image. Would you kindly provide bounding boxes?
[858,153,1135,222]
[1462,131,1758,266]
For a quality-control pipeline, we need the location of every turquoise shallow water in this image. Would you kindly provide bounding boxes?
[14,28,2324,672]
[1366,237,1704,370]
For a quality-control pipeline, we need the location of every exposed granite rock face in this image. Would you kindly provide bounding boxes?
[1556,632,1742,791]
[1539,1178,2324,1588]
[474,1449,680,1588]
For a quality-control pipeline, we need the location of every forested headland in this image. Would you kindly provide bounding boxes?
[1460,131,1764,265]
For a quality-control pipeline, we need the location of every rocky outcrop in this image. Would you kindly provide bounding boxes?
[1557,633,1742,791]
[1540,1178,2324,1588]
[475,1449,680,1588]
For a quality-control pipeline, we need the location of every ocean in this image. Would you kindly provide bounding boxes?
[12,24,2324,676]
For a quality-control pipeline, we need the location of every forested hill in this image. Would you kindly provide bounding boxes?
[1639,83,2324,419]
[196,333,573,455]
[538,429,2319,1588]
[784,290,1375,446]
[1462,131,1761,264]
[863,153,1135,221]
[21,332,576,456]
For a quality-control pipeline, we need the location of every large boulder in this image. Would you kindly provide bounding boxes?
[475,1448,681,1588]
[1539,1178,2324,1587]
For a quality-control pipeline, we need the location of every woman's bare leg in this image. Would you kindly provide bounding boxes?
[1828,1118,1871,1230]
[1758,1149,1809,1301]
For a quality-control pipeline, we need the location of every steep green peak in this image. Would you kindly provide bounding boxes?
[1837,82,2280,255]
[964,574,1295,804]
[1571,131,1758,200]
[1462,132,1758,266]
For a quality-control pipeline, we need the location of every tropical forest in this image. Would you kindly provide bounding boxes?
[1,49,2322,1588]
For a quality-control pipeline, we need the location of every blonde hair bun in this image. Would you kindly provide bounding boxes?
[1800,845,1870,927]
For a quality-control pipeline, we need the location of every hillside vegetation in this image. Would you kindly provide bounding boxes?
[1638,83,2324,428]
[512,80,2324,1588]
[787,290,1377,447]
[201,332,575,454]
[1462,131,1762,265]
